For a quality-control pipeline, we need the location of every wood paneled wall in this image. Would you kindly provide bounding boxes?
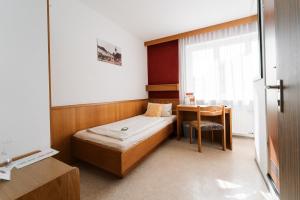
[50,99,148,163]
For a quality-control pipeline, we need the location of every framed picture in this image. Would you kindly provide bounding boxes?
[97,39,122,66]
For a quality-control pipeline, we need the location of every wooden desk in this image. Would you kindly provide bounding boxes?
[0,157,80,200]
[177,105,232,150]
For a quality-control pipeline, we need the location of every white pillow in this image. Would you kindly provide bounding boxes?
[161,103,172,117]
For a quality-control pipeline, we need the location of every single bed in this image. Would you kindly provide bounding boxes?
[71,115,176,177]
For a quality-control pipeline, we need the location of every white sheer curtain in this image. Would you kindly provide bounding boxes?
[179,23,258,110]
[179,23,259,133]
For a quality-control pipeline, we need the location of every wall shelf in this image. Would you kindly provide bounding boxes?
[145,84,179,92]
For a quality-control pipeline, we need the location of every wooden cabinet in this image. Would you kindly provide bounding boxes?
[0,158,80,200]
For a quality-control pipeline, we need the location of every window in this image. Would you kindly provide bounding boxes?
[185,33,259,108]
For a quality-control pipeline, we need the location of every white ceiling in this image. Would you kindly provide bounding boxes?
[80,0,257,41]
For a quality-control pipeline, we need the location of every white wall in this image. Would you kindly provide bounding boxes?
[50,0,148,106]
[232,109,254,134]
[253,79,268,180]
[0,1,50,158]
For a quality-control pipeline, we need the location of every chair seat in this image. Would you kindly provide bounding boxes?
[190,120,224,131]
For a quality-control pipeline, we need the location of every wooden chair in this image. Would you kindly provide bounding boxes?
[189,105,226,152]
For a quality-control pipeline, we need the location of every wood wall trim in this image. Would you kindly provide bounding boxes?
[51,99,148,110]
[144,15,258,46]
[146,84,179,92]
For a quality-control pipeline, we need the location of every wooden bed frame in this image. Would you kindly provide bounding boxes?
[71,122,175,177]
[51,98,179,177]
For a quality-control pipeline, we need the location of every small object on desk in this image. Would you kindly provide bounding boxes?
[0,139,13,166]
[14,148,58,169]
[0,148,58,181]
[184,92,196,105]
[0,149,14,181]
[184,96,190,104]
[0,159,13,181]
[0,155,12,167]
[0,165,13,181]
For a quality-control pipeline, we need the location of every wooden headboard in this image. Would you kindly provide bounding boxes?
[51,99,148,163]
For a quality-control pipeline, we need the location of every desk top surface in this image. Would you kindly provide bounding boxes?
[0,157,75,200]
[177,104,231,113]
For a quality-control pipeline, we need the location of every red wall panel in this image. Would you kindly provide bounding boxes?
[148,91,179,99]
[147,40,179,98]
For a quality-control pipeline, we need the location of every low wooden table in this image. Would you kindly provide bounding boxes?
[177,104,232,150]
[0,157,80,200]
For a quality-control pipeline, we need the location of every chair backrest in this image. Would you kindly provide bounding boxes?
[198,105,225,116]
[196,105,226,126]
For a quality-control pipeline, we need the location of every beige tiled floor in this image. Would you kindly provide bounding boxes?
[78,137,272,200]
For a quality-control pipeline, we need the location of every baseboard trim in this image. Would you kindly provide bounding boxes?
[232,133,254,139]
[254,158,279,200]
[254,158,269,187]
[267,173,280,197]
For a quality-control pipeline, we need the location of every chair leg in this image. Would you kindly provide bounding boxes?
[211,130,214,144]
[197,128,202,152]
[189,126,193,144]
[222,129,226,151]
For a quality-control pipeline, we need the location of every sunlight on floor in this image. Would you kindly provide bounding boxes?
[260,191,275,200]
[225,192,255,200]
[216,179,274,200]
[216,179,242,189]
[225,192,274,200]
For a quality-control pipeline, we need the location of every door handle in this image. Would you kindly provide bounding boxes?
[266,80,284,112]
[266,85,280,89]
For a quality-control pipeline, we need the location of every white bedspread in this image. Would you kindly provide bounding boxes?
[74,115,176,151]
[87,115,165,141]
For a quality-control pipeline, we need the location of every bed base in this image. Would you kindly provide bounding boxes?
[71,122,175,177]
